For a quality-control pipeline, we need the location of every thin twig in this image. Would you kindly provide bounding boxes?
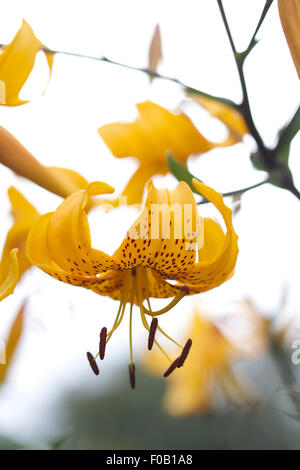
[197,179,267,205]
[216,0,300,200]
[38,46,237,108]
[216,0,267,154]
[245,0,274,56]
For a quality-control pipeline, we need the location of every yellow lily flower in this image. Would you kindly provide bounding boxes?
[0,302,25,384]
[0,126,88,198]
[26,177,238,387]
[98,101,247,207]
[0,249,19,302]
[278,0,300,78]
[0,19,54,106]
[144,309,262,416]
[0,188,39,284]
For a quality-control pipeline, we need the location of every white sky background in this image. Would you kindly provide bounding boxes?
[0,0,299,444]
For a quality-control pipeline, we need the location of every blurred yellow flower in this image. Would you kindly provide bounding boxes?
[0,249,19,302]
[0,20,54,106]
[0,188,39,284]
[27,178,238,387]
[278,0,300,78]
[144,308,265,416]
[0,302,25,384]
[0,126,89,198]
[98,101,247,206]
[219,298,270,356]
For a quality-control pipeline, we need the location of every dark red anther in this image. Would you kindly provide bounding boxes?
[177,338,192,367]
[178,284,190,294]
[148,317,158,351]
[99,327,107,360]
[163,357,181,378]
[129,363,136,389]
[86,352,99,376]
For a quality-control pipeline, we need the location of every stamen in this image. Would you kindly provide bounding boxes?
[141,269,182,350]
[86,352,99,375]
[148,317,158,350]
[99,327,107,360]
[163,339,192,378]
[157,324,182,349]
[106,300,126,342]
[134,269,172,363]
[132,269,181,362]
[142,290,188,316]
[163,358,181,378]
[177,338,192,367]
[129,363,136,389]
[106,271,131,343]
[178,284,191,294]
[129,295,134,366]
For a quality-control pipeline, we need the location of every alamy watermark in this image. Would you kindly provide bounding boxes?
[291,340,300,365]
[0,340,6,365]
[0,80,6,105]
[101,198,205,250]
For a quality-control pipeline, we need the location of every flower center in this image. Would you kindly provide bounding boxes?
[86,266,192,388]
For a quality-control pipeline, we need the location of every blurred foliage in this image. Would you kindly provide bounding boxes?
[0,356,300,450]
[0,435,23,450]
[49,362,300,450]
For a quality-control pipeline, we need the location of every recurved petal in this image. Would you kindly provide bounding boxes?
[0,187,39,283]
[113,180,198,276]
[0,20,53,106]
[0,249,19,301]
[0,302,25,384]
[89,270,127,300]
[47,167,89,193]
[197,218,226,263]
[27,182,116,278]
[145,269,181,298]
[191,95,248,145]
[178,180,238,292]
[26,210,123,297]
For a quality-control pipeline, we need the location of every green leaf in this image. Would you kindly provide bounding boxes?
[276,105,300,165]
[166,154,202,195]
